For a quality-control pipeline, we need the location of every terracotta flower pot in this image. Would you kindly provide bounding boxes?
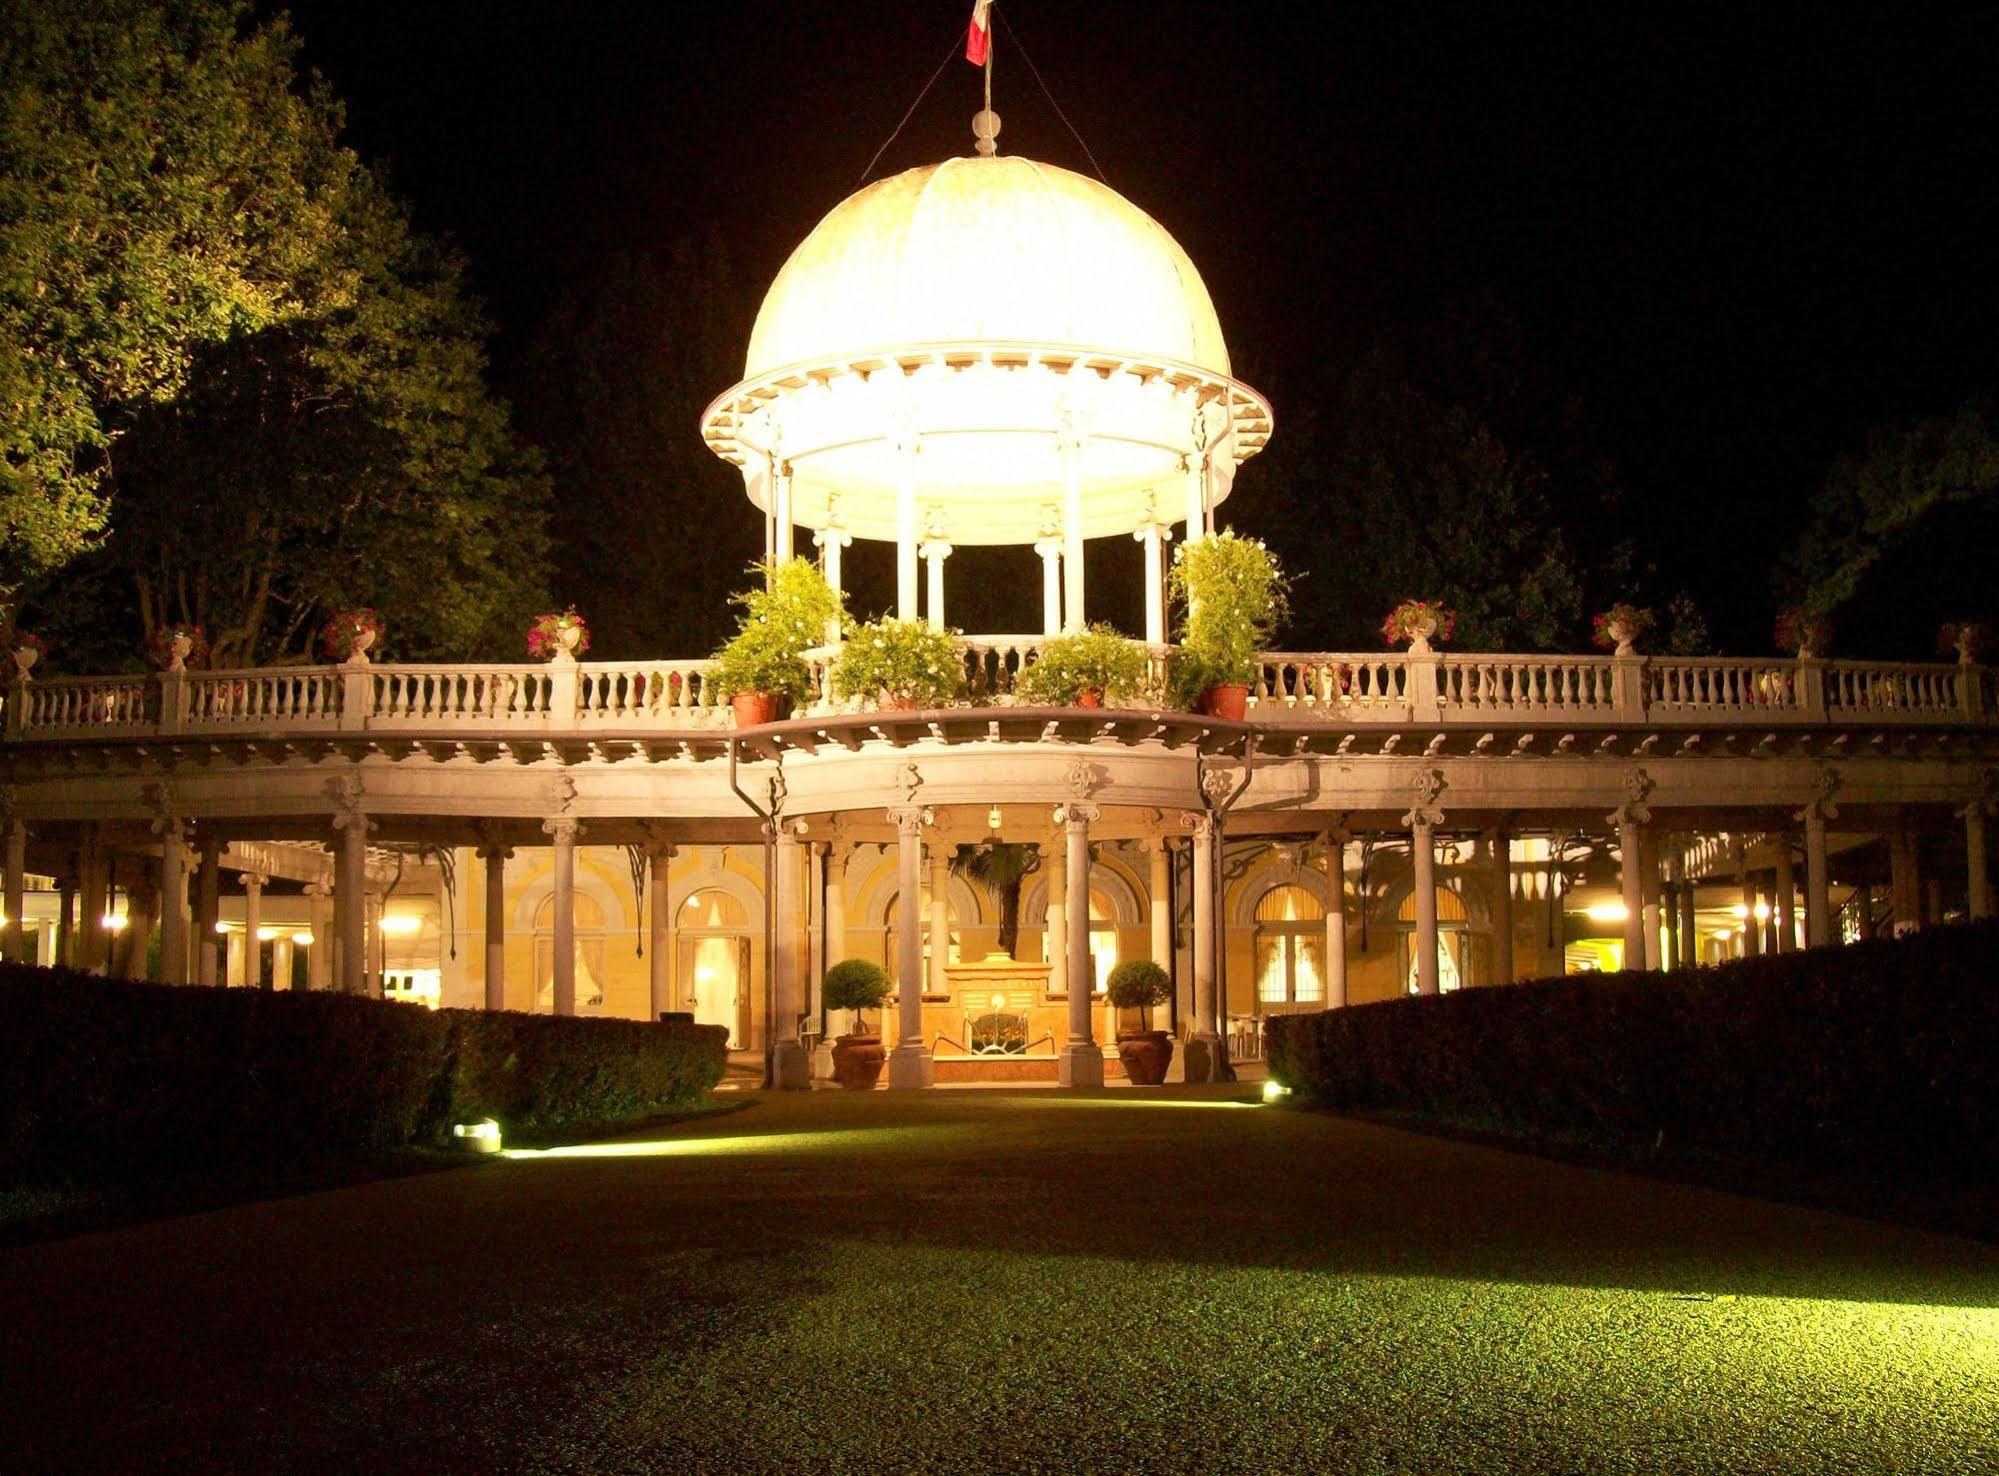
[831,1033,886,1090]
[1075,688,1104,709]
[880,692,923,712]
[731,690,781,728]
[1116,1029,1175,1086]
[1199,682,1250,721]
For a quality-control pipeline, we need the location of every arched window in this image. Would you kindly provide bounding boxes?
[1253,884,1325,1011]
[680,888,749,1046]
[532,890,608,1013]
[1397,886,1469,993]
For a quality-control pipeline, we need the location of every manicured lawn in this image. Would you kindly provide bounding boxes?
[2,1087,1994,1473]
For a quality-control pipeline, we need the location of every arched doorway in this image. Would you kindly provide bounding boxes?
[532,890,608,1013]
[1398,885,1470,992]
[680,888,750,1046]
[1253,884,1325,1015]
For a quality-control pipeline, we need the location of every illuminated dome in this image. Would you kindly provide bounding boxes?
[743,156,1232,382]
[704,149,1269,557]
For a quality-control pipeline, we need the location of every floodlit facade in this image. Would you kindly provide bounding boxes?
[3,129,1994,1088]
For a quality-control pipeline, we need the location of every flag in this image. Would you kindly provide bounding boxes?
[966,1,992,66]
[1203,404,1238,510]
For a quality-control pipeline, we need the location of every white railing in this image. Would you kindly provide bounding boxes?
[185,667,341,729]
[372,664,554,725]
[5,648,1990,741]
[1440,655,1615,714]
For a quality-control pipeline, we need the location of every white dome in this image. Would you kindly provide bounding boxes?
[745,156,1231,379]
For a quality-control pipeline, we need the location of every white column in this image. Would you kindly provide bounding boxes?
[1135,520,1167,645]
[1640,829,1664,970]
[1488,825,1513,987]
[1775,838,1798,952]
[77,829,106,973]
[1183,454,1205,544]
[242,873,265,989]
[305,883,330,992]
[1889,823,1919,934]
[336,811,368,994]
[927,847,951,995]
[1147,837,1172,969]
[1060,426,1085,633]
[2,819,26,964]
[921,538,952,629]
[1185,817,1221,1080]
[480,840,510,1010]
[1058,802,1104,1087]
[1963,803,1991,921]
[814,526,850,645]
[649,842,675,1020]
[1803,809,1833,946]
[1677,858,1699,967]
[366,892,386,997]
[196,837,222,987]
[818,844,847,1078]
[773,458,794,563]
[1035,538,1063,638]
[887,806,933,1088]
[1044,838,1068,998]
[156,819,187,984]
[1325,831,1350,1006]
[896,436,920,621]
[545,817,579,1015]
[772,830,808,1089]
[1734,838,1759,957]
[1617,808,1648,972]
[1411,815,1440,995]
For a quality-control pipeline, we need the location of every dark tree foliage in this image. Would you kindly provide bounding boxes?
[1782,402,1999,654]
[517,239,760,660]
[1229,306,1620,650]
[4,0,550,665]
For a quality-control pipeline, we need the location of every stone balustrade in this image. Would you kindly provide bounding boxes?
[3,644,1990,742]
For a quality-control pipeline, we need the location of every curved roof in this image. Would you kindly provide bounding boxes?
[745,155,1231,379]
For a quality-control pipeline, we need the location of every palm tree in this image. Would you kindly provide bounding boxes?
[951,841,1042,959]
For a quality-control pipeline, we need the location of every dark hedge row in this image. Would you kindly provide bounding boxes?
[1265,922,1999,1182]
[0,964,728,1177]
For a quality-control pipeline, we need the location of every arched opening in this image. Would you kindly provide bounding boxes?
[1397,885,1470,993]
[1253,884,1325,1014]
[679,888,750,1046]
[532,890,608,1014]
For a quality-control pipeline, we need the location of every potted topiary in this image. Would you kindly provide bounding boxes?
[712,558,846,726]
[832,617,963,710]
[822,958,892,1089]
[1106,959,1174,1085]
[1168,532,1287,719]
[1015,623,1151,707]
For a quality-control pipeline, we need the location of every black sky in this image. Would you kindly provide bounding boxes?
[274,1,1998,646]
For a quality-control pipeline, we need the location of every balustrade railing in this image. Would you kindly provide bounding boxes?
[4,646,1990,740]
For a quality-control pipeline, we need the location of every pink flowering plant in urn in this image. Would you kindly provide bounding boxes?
[320,608,382,662]
[1591,603,1654,654]
[1939,621,1991,663]
[1381,599,1455,651]
[147,623,209,670]
[527,607,590,660]
[10,630,47,677]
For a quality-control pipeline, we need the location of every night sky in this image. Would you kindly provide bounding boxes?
[275,1,1997,648]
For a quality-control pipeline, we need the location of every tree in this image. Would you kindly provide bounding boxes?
[951,842,1042,959]
[0,1,343,604]
[518,240,758,660]
[1782,402,1999,651]
[3,1,549,662]
[1235,348,1589,650]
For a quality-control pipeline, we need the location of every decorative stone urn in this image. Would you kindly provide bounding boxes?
[343,627,376,663]
[554,621,584,657]
[1115,1029,1175,1085]
[830,1032,886,1090]
[1402,616,1439,654]
[1604,620,1638,657]
[12,644,39,680]
[168,631,194,670]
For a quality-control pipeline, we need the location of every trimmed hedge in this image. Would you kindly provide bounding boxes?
[0,964,728,1178]
[1265,922,1999,1183]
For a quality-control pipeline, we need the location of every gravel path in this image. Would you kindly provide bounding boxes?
[3,1086,1994,1473]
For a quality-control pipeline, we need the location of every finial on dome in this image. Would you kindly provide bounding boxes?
[972,109,1001,157]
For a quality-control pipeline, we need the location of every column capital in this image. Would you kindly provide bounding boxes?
[813,524,853,550]
[239,870,268,891]
[541,816,583,843]
[304,881,330,900]
[1402,769,1447,831]
[1608,802,1652,830]
[919,538,953,561]
[1033,538,1064,560]
[1131,519,1174,543]
[1057,801,1101,830]
[886,804,928,838]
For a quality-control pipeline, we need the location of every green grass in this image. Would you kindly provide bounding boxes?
[2,1088,1995,1473]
